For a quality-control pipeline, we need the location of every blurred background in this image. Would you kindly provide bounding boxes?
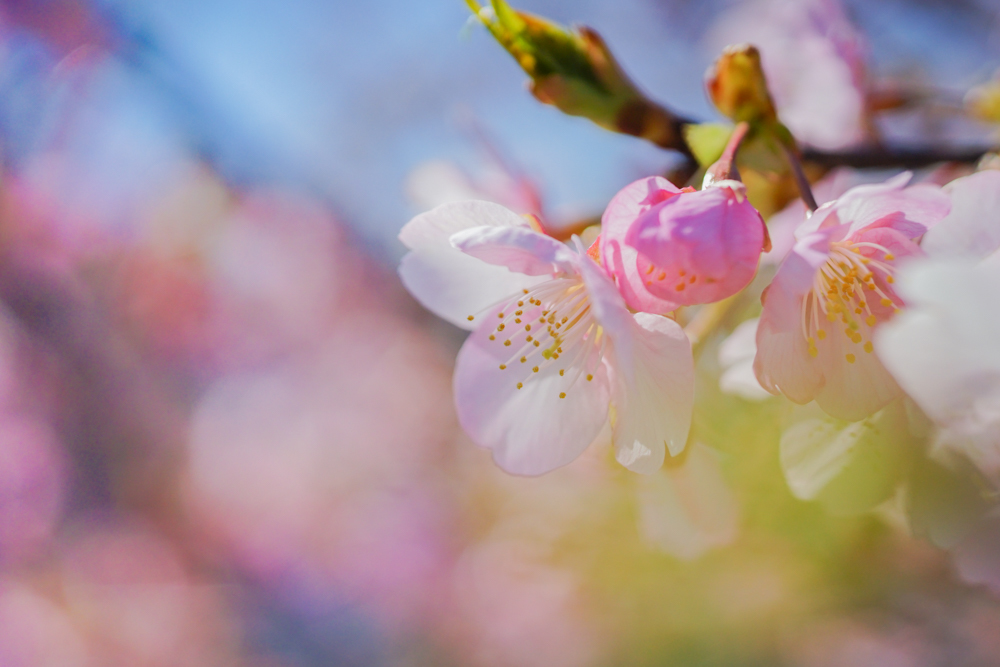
[2,0,1000,665]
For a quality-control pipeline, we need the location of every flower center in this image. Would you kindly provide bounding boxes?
[800,240,902,363]
[470,278,604,397]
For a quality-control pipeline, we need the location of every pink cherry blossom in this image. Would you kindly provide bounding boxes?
[399,201,694,475]
[623,180,768,306]
[754,173,951,421]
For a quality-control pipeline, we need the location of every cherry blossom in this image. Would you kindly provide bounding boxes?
[601,176,768,310]
[754,173,951,421]
[399,200,694,475]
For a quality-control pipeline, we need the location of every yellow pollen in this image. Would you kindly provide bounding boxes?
[499,364,506,370]
[522,289,529,294]
[553,353,559,359]
[826,312,837,322]
[525,335,533,342]
[489,335,495,341]
[525,324,531,332]
[855,307,863,314]
[884,253,895,261]
[864,341,874,353]
[559,370,565,376]
[504,340,511,346]
[881,298,892,307]
[515,318,521,324]
[559,392,566,399]
[886,276,894,283]
[517,301,524,307]
[520,356,527,363]
[467,315,474,321]
[866,315,876,326]
[586,374,593,381]
[646,265,655,275]
[676,283,686,291]
[498,324,505,331]
[533,341,540,347]
[817,330,826,340]
[517,382,523,389]
[532,366,539,373]
[515,310,522,316]
[498,312,504,318]
[657,272,666,281]
[846,353,856,363]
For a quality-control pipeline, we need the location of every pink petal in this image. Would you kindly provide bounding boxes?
[608,313,695,472]
[626,185,765,306]
[599,177,682,314]
[399,243,544,330]
[453,303,611,476]
[922,170,1000,260]
[753,234,830,402]
[451,225,576,276]
[399,200,527,251]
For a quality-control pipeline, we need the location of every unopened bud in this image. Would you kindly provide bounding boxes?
[706,44,777,125]
[468,0,690,152]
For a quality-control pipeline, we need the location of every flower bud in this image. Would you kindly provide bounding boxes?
[624,181,767,306]
[706,44,778,125]
[468,0,688,150]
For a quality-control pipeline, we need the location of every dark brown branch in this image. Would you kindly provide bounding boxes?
[800,145,996,169]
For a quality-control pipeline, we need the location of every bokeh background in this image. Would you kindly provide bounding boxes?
[2,1,1000,665]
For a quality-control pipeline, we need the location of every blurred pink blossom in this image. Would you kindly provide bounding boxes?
[399,200,694,475]
[707,0,869,150]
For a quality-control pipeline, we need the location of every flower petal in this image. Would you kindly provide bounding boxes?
[608,312,695,472]
[922,170,1000,261]
[599,176,681,314]
[399,200,527,251]
[453,303,611,476]
[398,243,544,330]
[450,225,576,276]
[636,443,739,559]
[753,233,830,402]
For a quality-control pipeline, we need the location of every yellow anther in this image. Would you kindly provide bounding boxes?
[864,342,874,353]
[657,272,667,281]
[517,301,524,307]
[866,315,876,326]
[817,330,826,340]
[884,253,895,261]
[504,340,511,347]
[525,324,531,332]
[826,312,838,322]
[533,341,540,347]
[676,283,686,291]
[522,289,529,294]
[498,312,504,318]
[846,353,856,363]
[881,298,892,307]
[515,318,521,324]
[586,374,593,381]
[855,307,863,314]
[690,275,697,283]
[520,356,527,363]
[489,335,496,341]
[526,335,533,342]
[515,310,522,316]
[498,323,505,331]
[559,392,566,399]
[646,265,655,275]
[559,370,565,376]
[532,366,539,373]
[467,315,474,321]
[886,275,894,283]
[499,364,506,370]
[517,382,523,389]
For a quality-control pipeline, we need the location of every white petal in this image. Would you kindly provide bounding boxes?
[453,302,611,476]
[609,313,695,472]
[398,200,527,251]
[636,443,739,560]
[399,243,544,330]
[718,318,772,401]
[450,225,576,276]
[922,170,1000,261]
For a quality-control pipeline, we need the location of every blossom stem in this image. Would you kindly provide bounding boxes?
[705,121,750,185]
[781,142,819,212]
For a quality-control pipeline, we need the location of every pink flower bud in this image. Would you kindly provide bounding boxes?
[623,181,767,306]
